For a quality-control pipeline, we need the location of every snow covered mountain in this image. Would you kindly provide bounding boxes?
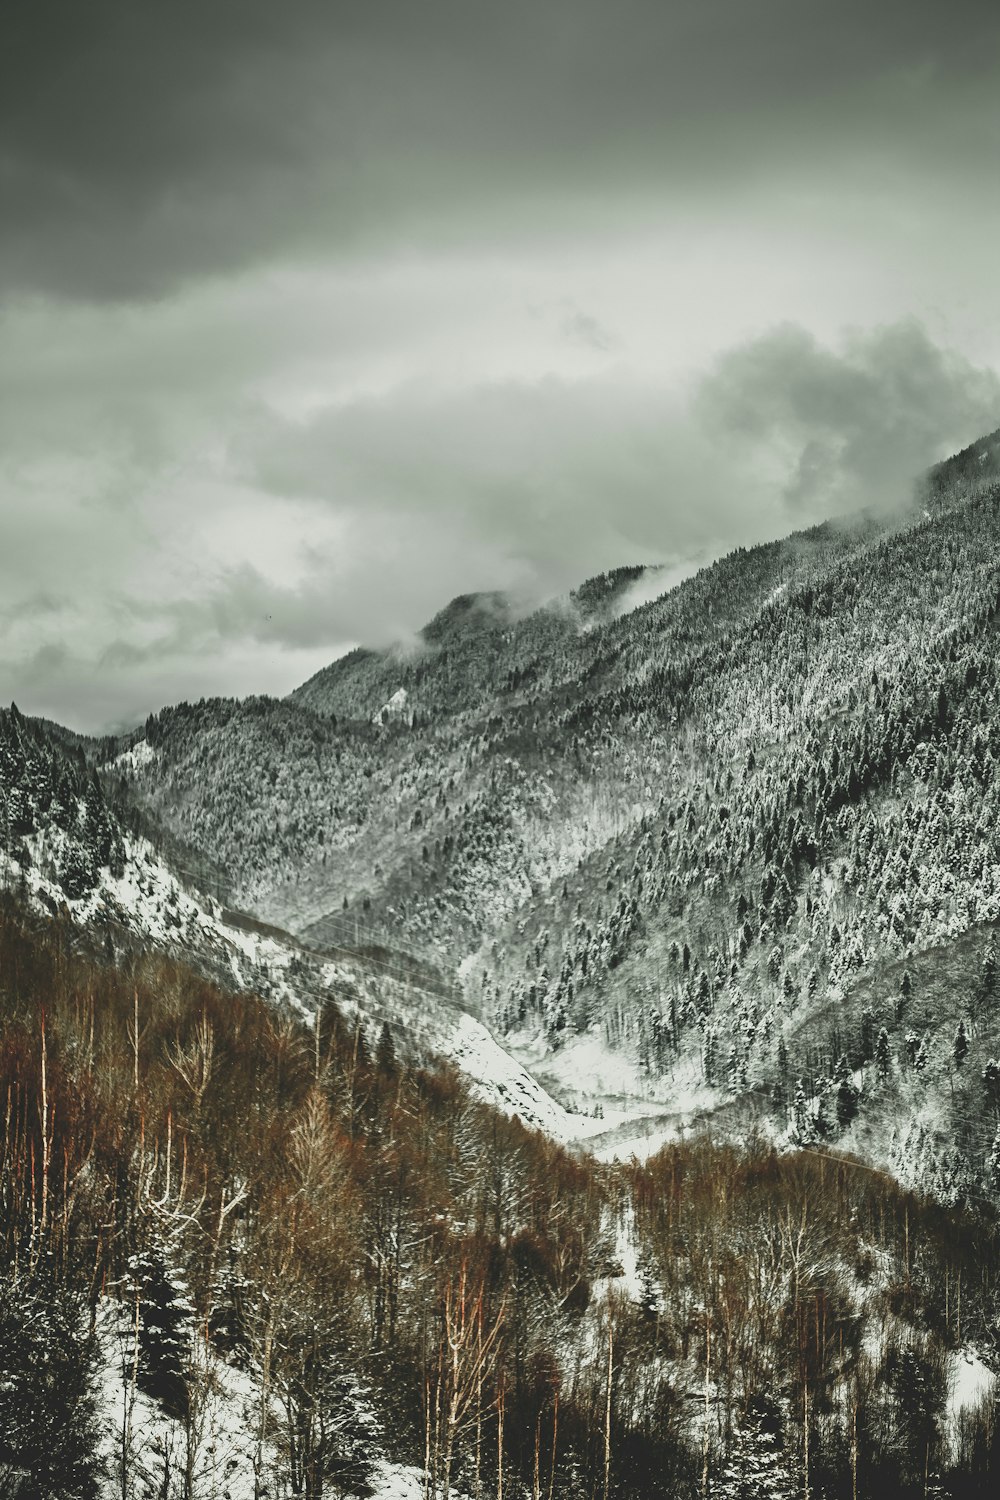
[94,430,1000,1194]
[0,703,593,1145]
[6,433,1000,1499]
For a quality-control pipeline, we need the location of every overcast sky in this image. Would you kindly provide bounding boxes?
[3,0,1000,731]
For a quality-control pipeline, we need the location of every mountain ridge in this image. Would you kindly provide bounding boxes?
[11,430,1000,1188]
[8,432,1000,1497]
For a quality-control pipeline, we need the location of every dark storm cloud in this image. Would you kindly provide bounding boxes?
[4,2,1000,731]
[4,0,999,298]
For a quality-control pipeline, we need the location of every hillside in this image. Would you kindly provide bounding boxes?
[3,895,1000,1499]
[0,705,585,1143]
[6,442,1000,1495]
[97,438,1000,1186]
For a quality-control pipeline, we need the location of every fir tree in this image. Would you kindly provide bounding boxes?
[717,1405,794,1500]
[375,1021,397,1075]
[127,1244,194,1420]
[953,1019,969,1070]
[875,1026,892,1081]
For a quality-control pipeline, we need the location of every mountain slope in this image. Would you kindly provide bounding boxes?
[4,893,1000,1500]
[0,704,587,1142]
[104,436,1000,1191]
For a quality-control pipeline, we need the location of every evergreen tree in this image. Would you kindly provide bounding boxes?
[875,1026,892,1081]
[127,1244,194,1419]
[0,1272,102,1500]
[896,969,913,1022]
[59,838,95,901]
[835,1055,860,1130]
[717,1405,794,1500]
[987,1124,1000,1196]
[790,1080,811,1144]
[982,1058,1000,1109]
[953,1019,969,1070]
[375,1021,397,1075]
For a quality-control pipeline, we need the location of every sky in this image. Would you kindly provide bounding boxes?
[3,0,1000,732]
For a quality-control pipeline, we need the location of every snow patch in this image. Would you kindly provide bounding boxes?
[112,739,157,772]
[948,1346,996,1435]
[373,688,410,725]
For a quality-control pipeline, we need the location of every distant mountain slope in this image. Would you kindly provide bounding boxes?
[102,437,1000,1195]
[115,511,892,954]
[290,568,652,723]
[923,425,1000,509]
[0,703,582,1140]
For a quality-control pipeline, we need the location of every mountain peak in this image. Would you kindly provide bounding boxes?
[420,589,514,645]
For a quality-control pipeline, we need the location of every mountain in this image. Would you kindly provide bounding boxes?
[0,704,582,1142]
[6,435,1000,1497]
[102,435,1000,1187]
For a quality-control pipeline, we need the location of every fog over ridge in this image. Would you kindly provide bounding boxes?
[2,1,999,729]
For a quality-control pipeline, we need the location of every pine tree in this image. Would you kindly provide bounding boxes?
[987,1124,1000,1195]
[127,1244,194,1419]
[835,1055,860,1130]
[953,1019,969,1070]
[982,1058,1000,1108]
[0,1271,102,1500]
[875,1026,892,1081]
[896,969,913,1021]
[790,1080,811,1144]
[375,1021,397,1075]
[777,1034,789,1086]
[716,1408,794,1499]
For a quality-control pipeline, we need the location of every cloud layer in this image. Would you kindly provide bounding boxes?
[5,1,999,300]
[3,300,997,732]
[2,2,999,729]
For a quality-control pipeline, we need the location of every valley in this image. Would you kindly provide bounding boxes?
[5,432,1000,1497]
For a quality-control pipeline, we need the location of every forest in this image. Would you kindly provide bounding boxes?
[2,895,1000,1499]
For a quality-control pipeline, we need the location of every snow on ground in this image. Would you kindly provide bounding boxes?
[590,1118,686,1164]
[611,1200,644,1303]
[948,1346,996,1440]
[372,687,409,725]
[507,1026,703,1113]
[113,738,157,772]
[367,1460,469,1500]
[94,1303,261,1500]
[366,1462,425,1500]
[449,1011,579,1138]
[501,1027,723,1159]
